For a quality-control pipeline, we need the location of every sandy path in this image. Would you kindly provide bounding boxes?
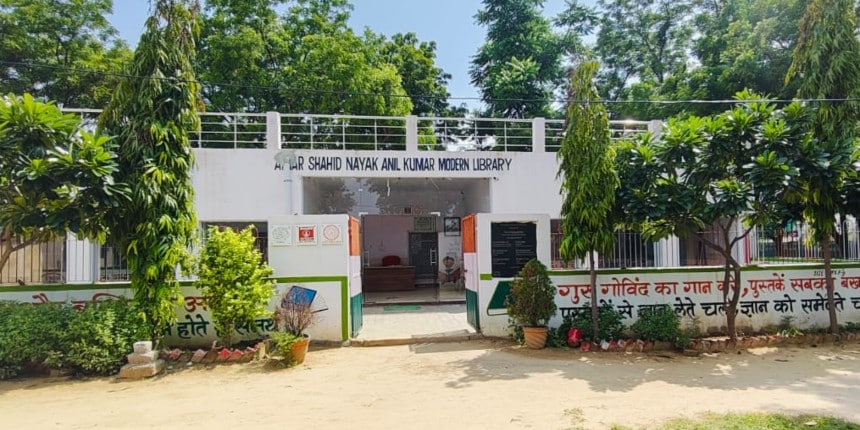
[2,340,859,429]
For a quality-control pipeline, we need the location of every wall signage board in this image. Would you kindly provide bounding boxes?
[491,222,537,278]
[270,225,293,247]
[321,224,343,245]
[413,216,435,232]
[297,225,317,245]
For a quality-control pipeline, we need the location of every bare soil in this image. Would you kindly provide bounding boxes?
[2,340,859,429]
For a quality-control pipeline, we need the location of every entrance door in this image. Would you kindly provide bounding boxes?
[409,232,438,286]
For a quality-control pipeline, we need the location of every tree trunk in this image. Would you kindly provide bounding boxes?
[728,264,742,342]
[823,235,838,334]
[590,251,600,341]
[721,259,738,341]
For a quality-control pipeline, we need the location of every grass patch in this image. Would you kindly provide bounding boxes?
[609,413,859,430]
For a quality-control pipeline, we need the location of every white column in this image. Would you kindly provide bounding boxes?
[405,115,418,151]
[532,117,546,153]
[65,234,98,284]
[648,120,663,139]
[655,236,680,267]
[266,111,281,150]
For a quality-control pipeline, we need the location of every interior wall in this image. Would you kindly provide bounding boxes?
[362,215,414,266]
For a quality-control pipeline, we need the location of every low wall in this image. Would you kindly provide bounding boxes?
[478,264,860,338]
[0,277,348,348]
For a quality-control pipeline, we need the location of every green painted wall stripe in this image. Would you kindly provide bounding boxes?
[0,275,352,342]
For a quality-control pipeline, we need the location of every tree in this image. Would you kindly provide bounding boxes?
[785,0,860,334]
[619,93,806,340]
[197,0,419,117]
[197,0,288,112]
[98,0,201,340]
[0,0,132,107]
[196,226,274,348]
[470,0,563,119]
[591,0,694,118]
[557,61,618,341]
[375,32,451,116]
[0,93,127,279]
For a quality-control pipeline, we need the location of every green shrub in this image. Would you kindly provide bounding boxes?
[64,300,148,375]
[0,299,147,378]
[196,226,275,347]
[0,302,73,378]
[631,305,680,342]
[505,259,556,327]
[269,331,304,365]
[557,304,626,343]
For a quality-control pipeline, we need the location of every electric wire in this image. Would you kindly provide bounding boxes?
[3,60,859,106]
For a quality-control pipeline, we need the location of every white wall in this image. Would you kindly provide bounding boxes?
[362,215,413,266]
[193,149,293,221]
[192,149,561,221]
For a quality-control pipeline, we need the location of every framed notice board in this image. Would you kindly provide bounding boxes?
[490,222,537,278]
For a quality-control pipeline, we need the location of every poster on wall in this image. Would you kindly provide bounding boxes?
[270,225,293,247]
[297,225,317,245]
[491,222,537,278]
[321,224,343,245]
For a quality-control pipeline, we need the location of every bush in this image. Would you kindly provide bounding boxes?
[505,259,557,327]
[196,226,275,347]
[0,302,73,378]
[0,300,147,378]
[556,304,626,344]
[631,306,681,342]
[64,300,149,375]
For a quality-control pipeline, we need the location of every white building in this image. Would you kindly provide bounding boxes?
[1,112,859,345]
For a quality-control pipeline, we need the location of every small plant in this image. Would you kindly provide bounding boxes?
[778,316,803,337]
[631,306,680,342]
[274,289,315,336]
[674,316,702,350]
[843,321,860,332]
[270,287,316,365]
[196,226,275,347]
[563,304,625,343]
[505,259,557,328]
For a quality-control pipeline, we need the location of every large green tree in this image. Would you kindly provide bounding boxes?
[197,0,422,116]
[619,94,807,340]
[557,61,618,341]
[98,0,202,340]
[785,0,860,334]
[0,0,132,107]
[0,93,127,278]
[471,0,563,119]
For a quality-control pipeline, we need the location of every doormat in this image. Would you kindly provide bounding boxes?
[383,305,421,311]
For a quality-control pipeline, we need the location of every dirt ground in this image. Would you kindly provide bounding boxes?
[1,340,859,430]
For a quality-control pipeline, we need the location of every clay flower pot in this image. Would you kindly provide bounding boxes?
[290,334,311,364]
[522,326,548,349]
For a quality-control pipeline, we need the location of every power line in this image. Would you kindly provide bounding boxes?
[4,60,860,106]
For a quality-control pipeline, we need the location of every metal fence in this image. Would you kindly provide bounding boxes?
[551,230,661,270]
[416,117,534,151]
[192,112,268,149]
[0,238,129,286]
[281,114,408,150]
[749,220,860,264]
[545,119,652,152]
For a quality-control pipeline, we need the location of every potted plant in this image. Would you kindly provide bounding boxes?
[505,258,557,349]
[270,287,316,365]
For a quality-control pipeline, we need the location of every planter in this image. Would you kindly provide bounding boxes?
[289,335,311,364]
[522,326,548,349]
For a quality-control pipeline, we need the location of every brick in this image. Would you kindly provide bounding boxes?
[118,360,165,379]
[133,341,153,354]
[127,351,158,365]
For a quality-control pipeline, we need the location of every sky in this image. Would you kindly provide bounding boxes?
[107,0,575,109]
